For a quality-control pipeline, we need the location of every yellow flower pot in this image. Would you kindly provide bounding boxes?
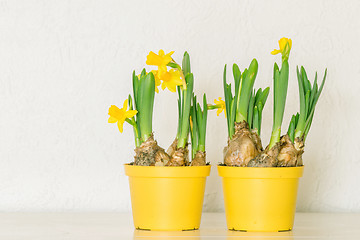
[218,165,304,232]
[124,164,211,231]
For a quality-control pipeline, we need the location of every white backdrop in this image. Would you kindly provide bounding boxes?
[0,0,359,212]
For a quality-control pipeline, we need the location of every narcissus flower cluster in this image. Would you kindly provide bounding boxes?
[146,50,183,92]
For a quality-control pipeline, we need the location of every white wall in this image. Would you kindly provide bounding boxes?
[0,0,359,212]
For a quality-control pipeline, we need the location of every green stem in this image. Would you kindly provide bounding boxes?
[177,74,194,148]
[269,60,289,149]
[130,119,141,147]
[176,86,182,139]
[127,94,141,147]
[198,94,207,153]
[294,67,307,138]
[269,127,281,149]
[223,65,235,139]
[190,96,199,159]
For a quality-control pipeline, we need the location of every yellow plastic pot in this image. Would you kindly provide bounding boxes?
[218,165,304,232]
[124,164,211,231]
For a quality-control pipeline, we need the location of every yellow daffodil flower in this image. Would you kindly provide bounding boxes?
[214,97,226,117]
[146,50,174,77]
[108,99,137,133]
[161,69,183,92]
[271,37,292,61]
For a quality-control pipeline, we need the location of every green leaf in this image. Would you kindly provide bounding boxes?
[247,90,255,128]
[177,73,194,148]
[138,72,155,141]
[257,101,264,135]
[301,66,311,94]
[253,106,259,135]
[273,62,279,80]
[132,71,139,109]
[295,112,299,126]
[233,63,241,94]
[202,94,208,134]
[309,72,318,115]
[254,88,262,104]
[288,114,296,143]
[238,59,258,122]
[190,98,199,159]
[255,87,270,107]
[196,103,203,128]
[295,66,306,135]
[269,60,288,149]
[276,60,289,127]
[140,68,146,78]
[128,94,133,110]
[167,62,178,69]
[303,68,327,140]
[182,52,191,76]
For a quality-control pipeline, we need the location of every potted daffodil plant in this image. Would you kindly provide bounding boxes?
[215,38,327,232]
[108,50,210,231]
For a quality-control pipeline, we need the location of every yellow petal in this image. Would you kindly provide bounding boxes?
[117,121,124,133]
[108,105,122,119]
[151,70,161,94]
[158,49,165,56]
[271,49,281,55]
[122,99,128,111]
[108,116,118,123]
[214,97,224,105]
[125,110,138,119]
[279,38,288,50]
[161,82,166,90]
[158,65,168,77]
[146,50,173,67]
[165,51,174,57]
[146,51,162,66]
[216,108,222,116]
[166,82,177,92]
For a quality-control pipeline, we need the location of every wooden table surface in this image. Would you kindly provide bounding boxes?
[0,212,359,239]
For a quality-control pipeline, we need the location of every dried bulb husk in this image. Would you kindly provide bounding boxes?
[134,134,170,166]
[224,121,261,167]
[166,147,188,166]
[251,129,264,153]
[191,151,206,166]
[166,138,178,157]
[166,139,190,166]
[294,137,305,166]
[277,136,305,167]
[247,142,281,167]
[154,147,171,166]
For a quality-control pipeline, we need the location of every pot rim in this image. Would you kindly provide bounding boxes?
[124,164,211,178]
[217,165,304,179]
